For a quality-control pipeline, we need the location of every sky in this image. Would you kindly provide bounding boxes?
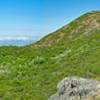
[0,0,100,39]
[44,0,100,35]
[0,0,43,38]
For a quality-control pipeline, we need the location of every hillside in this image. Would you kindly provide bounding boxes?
[0,11,100,100]
[31,11,100,48]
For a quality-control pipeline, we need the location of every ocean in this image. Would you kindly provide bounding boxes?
[0,36,40,46]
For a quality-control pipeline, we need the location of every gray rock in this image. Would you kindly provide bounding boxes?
[48,76,100,100]
[48,94,58,100]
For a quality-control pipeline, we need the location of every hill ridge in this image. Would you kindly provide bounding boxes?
[30,11,100,48]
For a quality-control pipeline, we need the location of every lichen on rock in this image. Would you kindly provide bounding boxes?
[48,76,100,100]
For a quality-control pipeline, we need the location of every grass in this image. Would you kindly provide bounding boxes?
[0,11,100,99]
[0,33,100,99]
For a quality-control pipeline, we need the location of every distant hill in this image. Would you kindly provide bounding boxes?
[0,11,100,100]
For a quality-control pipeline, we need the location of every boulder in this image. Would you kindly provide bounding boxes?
[48,76,100,100]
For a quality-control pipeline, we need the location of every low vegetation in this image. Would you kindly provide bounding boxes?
[0,11,100,100]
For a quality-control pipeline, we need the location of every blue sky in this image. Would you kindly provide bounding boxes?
[0,0,100,39]
[44,0,100,35]
[0,0,43,38]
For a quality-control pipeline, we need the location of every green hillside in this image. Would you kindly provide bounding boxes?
[31,11,100,48]
[0,11,100,100]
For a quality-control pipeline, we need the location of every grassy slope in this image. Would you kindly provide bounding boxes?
[0,11,100,100]
[30,11,100,48]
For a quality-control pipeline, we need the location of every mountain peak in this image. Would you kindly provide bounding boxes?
[89,10,100,13]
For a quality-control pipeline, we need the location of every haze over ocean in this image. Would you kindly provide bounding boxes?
[0,36,40,46]
[0,0,43,46]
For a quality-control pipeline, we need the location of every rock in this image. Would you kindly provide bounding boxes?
[48,76,100,100]
[48,94,58,100]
